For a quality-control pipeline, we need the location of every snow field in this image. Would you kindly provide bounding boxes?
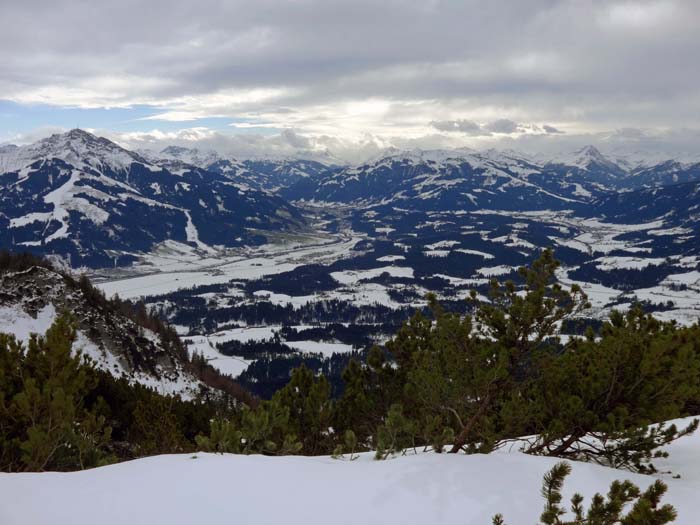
[1,418,698,525]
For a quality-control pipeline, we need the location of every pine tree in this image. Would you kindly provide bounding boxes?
[130,395,186,455]
[525,306,700,472]
[195,419,242,453]
[374,404,416,460]
[272,365,333,455]
[447,248,589,453]
[334,346,401,447]
[494,462,677,525]
[196,398,304,456]
[0,313,112,471]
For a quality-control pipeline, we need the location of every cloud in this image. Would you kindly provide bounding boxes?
[8,123,700,167]
[1,0,699,151]
[105,127,374,164]
[430,119,569,137]
[601,1,679,30]
[543,124,564,134]
[279,129,311,149]
[483,119,521,134]
[429,119,486,135]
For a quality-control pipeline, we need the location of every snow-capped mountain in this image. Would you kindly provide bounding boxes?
[283,145,700,210]
[545,145,625,175]
[0,129,154,175]
[157,145,224,168]
[283,148,609,210]
[0,130,305,267]
[149,145,337,191]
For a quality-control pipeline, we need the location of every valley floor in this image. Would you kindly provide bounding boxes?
[89,207,700,396]
[1,418,698,525]
[93,232,361,300]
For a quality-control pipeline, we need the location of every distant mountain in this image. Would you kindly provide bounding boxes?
[591,179,700,226]
[0,144,18,156]
[152,145,337,191]
[137,143,700,199]
[238,159,337,191]
[546,145,625,176]
[282,145,700,210]
[540,145,626,190]
[283,149,610,210]
[0,130,305,267]
[0,129,152,174]
[4,132,699,268]
[157,145,224,168]
[622,160,700,190]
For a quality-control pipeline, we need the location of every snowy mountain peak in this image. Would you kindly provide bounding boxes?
[0,144,18,154]
[63,127,100,141]
[548,145,623,174]
[377,147,477,166]
[576,144,604,158]
[158,145,226,168]
[0,130,306,267]
[0,128,150,174]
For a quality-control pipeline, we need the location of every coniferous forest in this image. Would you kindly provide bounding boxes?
[2,249,699,490]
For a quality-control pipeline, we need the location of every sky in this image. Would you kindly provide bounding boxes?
[1,0,699,162]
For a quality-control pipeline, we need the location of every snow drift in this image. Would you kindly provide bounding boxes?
[1,418,698,525]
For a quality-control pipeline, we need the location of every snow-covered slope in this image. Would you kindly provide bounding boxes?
[285,148,610,210]
[0,129,154,174]
[0,265,206,398]
[1,417,697,525]
[0,130,305,267]
[148,145,337,191]
[623,160,700,190]
[284,145,700,209]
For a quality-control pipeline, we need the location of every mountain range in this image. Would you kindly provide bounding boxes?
[1,129,699,267]
[283,145,700,211]
[0,130,305,267]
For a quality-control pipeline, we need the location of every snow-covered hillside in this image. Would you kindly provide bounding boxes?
[284,145,700,208]
[0,129,153,174]
[0,130,305,267]
[0,265,206,399]
[1,417,698,525]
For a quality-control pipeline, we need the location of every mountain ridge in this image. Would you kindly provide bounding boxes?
[0,130,306,267]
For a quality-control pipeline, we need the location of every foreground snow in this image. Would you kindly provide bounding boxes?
[1,419,698,525]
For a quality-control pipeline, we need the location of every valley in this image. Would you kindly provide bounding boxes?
[2,130,699,398]
[94,201,700,398]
